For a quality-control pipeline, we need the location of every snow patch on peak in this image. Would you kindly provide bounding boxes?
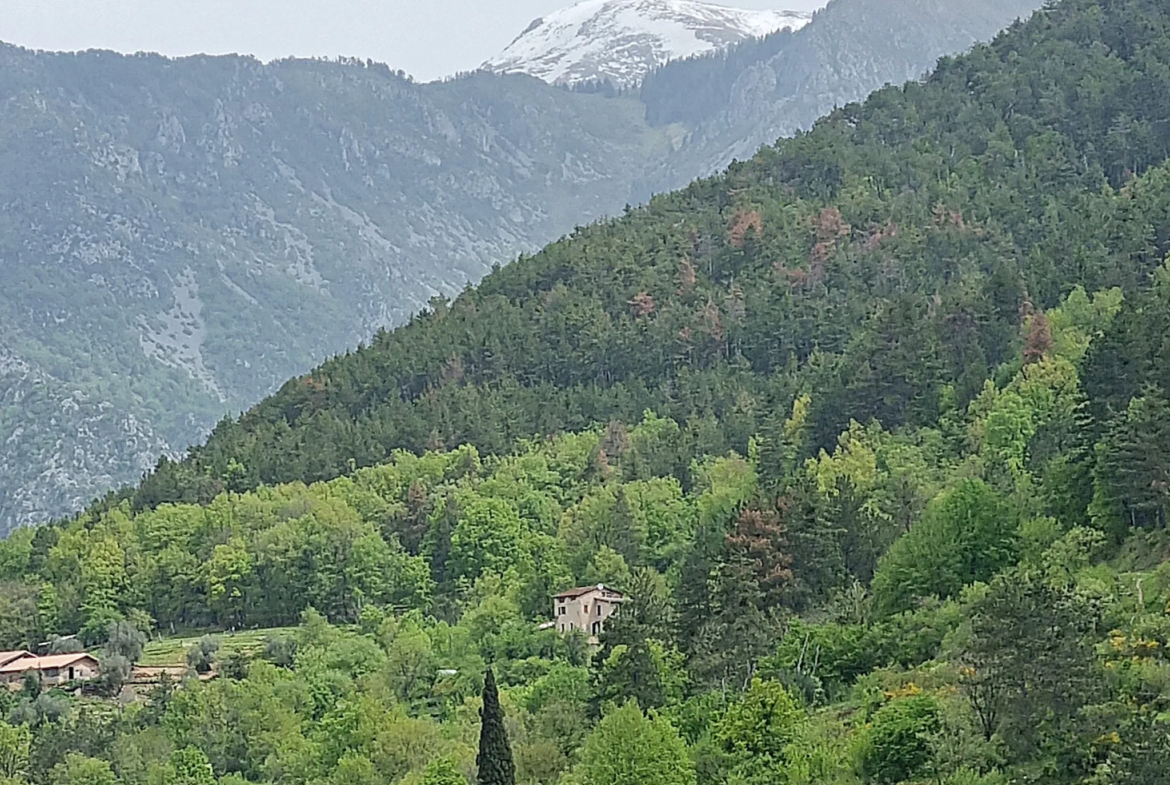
[485,0,811,89]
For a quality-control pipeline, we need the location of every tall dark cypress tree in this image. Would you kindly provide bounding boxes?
[476,667,515,785]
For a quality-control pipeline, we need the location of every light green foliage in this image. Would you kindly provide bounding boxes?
[7,2,1170,783]
[49,754,116,785]
[769,619,875,694]
[971,355,1084,497]
[871,480,1016,616]
[714,678,804,784]
[451,498,526,583]
[206,538,251,625]
[422,758,467,785]
[1046,286,1124,362]
[808,422,882,509]
[162,747,216,785]
[802,421,943,585]
[0,722,30,781]
[577,703,695,785]
[580,547,633,589]
[694,454,758,531]
[858,696,941,785]
[715,678,803,758]
[595,639,689,712]
[382,617,437,704]
[0,47,679,535]
[522,664,591,714]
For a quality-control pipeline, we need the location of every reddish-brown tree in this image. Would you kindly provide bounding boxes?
[725,506,795,609]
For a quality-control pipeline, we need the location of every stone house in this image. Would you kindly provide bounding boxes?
[0,653,101,688]
[552,584,625,644]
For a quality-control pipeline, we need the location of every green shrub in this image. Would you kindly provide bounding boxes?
[859,695,940,784]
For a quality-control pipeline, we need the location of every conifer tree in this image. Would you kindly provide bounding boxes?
[476,667,515,785]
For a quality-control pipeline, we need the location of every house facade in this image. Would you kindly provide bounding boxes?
[552,584,624,644]
[0,653,101,688]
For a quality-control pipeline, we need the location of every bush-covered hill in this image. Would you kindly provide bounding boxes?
[6,1,1170,784]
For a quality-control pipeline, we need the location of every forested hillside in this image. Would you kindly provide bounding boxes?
[132,0,1170,511]
[1,0,1170,783]
[636,0,1044,191]
[0,0,1042,534]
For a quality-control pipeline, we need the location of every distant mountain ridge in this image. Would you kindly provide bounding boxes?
[0,47,669,530]
[484,0,810,88]
[638,0,1045,191]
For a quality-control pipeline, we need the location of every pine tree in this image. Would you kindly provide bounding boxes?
[476,668,515,785]
[1100,387,1170,528]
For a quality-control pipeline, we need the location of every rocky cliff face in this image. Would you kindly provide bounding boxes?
[0,47,669,531]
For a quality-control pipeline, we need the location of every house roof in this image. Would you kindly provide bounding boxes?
[554,583,625,600]
[0,651,33,668]
[0,653,98,673]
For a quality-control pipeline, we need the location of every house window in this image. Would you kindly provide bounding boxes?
[596,604,602,615]
[68,667,75,680]
[592,622,601,635]
[583,605,589,614]
[558,606,566,615]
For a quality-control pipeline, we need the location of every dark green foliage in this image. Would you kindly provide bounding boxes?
[477,668,516,785]
[1098,388,1170,529]
[0,0,1042,536]
[960,570,1103,765]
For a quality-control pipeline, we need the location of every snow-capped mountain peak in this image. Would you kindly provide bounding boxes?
[484,0,811,89]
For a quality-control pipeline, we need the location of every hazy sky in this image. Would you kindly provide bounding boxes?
[1,0,829,82]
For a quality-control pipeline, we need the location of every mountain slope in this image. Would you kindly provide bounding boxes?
[0,48,668,531]
[0,0,1048,534]
[484,0,810,88]
[123,0,1170,518]
[639,0,1045,191]
[8,0,1170,781]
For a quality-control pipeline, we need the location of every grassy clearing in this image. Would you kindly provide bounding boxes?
[138,627,297,667]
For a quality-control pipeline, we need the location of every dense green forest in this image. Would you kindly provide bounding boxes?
[6,0,1170,782]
